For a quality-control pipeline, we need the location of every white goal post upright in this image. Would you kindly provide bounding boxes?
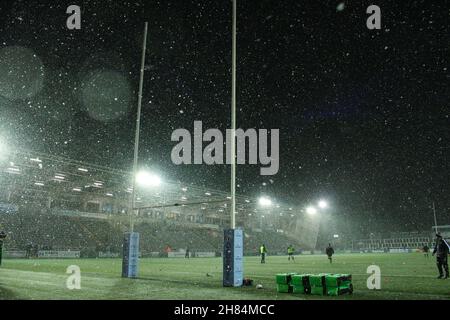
[130,21,149,232]
[122,21,148,279]
[223,0,244,288]
[230,0,237,231]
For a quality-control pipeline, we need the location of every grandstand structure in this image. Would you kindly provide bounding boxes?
[352,232,432,252]
[433,225,450,238]
[0,148,320,256]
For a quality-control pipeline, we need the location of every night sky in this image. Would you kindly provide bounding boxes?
[0,0,449,236]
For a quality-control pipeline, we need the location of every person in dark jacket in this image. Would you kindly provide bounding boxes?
[325,243,334,264]
[423,244,430,258]
[432,233,449,279]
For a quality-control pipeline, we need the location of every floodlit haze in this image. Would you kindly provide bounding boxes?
[0,0,448,239]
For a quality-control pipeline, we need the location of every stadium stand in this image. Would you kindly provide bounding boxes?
[352,233,431,252]
[0,150,317,257]
[0,210,305,257]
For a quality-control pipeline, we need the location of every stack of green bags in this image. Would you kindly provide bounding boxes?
[275,273,353,296]
[275,273,297,293]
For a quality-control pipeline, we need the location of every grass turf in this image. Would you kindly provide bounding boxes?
[0,253,448,300]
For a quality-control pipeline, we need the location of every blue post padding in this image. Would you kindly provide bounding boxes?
[223,228,244,287]
[122,232,139,278]
[233,229,243,286]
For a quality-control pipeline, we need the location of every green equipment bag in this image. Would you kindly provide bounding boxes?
[275,273,297,293]
[325,274,353,296]
[277,283,293,293]
[309,274,329,296]
[311,286,326,295]
[327,284,353,296]
[275,273,297,285]
[291,274,311,294]
[325,274,352,288]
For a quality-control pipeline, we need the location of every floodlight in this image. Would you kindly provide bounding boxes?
[306,206,317,215]
[136,171,161,187]
[318,200,328,209]
[258,197,272,207]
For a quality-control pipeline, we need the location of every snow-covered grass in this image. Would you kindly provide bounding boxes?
[0,253,448,300]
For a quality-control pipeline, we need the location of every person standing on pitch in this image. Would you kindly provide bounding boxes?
[423,244,430,258]
[432,233,449,279]
[287,244,295,262]
[326,243,334,264]
[260,244,267,264]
